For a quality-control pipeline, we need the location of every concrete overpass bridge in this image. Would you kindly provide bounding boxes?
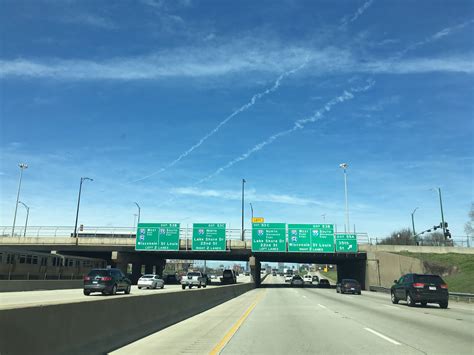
[2,235,473,288]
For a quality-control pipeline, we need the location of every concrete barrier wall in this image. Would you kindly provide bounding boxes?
[366,251,425,289]
[0,280,83,292]
[0,283,255,355]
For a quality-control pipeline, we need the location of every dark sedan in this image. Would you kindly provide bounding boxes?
[391,273,449,308]
[83,268,131,296]
[336,279,361,294]
[318,279,331,288]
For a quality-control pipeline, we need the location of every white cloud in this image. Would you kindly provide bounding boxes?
[171,187,322,206]
[61,14,117,30]
[1,43,472,81]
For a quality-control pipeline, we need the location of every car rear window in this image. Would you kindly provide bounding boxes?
[320,279,329,284]
[293,276,302,280]
[414,275,444,284]
[88,270,109,277]
[188,272,201,277]
[142,274,154,279]
[223,270,233,276]
[343,279,359,284]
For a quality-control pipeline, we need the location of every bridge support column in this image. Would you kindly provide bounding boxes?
[131,263,142,285]
[155,259,166,277]
[145,265,154,274]
[249,256,261,286]
[337,260,366,289]
[111,251,130,276]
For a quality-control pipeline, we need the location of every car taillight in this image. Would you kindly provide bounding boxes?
[440,284,448,289]
[101,276,112,281]
[83,276,90,281]
[413,283,425,288]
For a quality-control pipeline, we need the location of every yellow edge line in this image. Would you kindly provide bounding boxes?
[209,290,265,355]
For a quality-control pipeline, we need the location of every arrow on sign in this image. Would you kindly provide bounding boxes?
[348,244,353,250]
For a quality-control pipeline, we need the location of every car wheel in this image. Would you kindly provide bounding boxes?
[439,302,448,309]
[203,284,207,288]
[198,284,201,288]
[138,287,141,289]
[406,293,415,307]
[391,292,399,304]
[111,284,117,295]
[421,301,427,307]
[357,291,361,295]
[336,289,339,293]
[125,284,131,294]
[161,284,164,289]
[83,290,90,296]
[181,285,186,290]
[189,285,193,289]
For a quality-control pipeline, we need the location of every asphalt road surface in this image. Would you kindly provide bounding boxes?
[112,274,474,355]
[0,275,252,310]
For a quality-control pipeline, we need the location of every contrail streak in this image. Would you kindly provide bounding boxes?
[130,58,309,183]
[341,0,375,27]
[195,80,375,185]
[394,19,474,59]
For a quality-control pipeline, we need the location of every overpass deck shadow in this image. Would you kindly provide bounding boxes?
[259,284,336,289]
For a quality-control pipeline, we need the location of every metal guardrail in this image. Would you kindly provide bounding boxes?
[0,225,370,244]
[369,285,474,303]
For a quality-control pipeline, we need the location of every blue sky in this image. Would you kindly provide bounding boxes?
[0,0,473,238]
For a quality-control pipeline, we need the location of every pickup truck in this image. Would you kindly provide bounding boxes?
[181,271,207,289]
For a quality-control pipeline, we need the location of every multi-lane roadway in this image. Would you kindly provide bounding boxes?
[112,274,474,355]
[0,275,252,310]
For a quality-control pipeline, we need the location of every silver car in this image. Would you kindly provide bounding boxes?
[138,274,165,289]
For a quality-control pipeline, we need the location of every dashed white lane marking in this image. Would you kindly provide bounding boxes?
[302,295,307,299]
[364,327,401,345]
[318,304,327,309]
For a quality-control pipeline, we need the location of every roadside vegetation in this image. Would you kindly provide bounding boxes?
[398,252,474,293]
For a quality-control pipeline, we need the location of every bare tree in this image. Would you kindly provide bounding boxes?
[422,232,447,246]
[378,228,416,245]
[464,203,474,237]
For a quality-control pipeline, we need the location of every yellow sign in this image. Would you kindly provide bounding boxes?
[252,217,265,223]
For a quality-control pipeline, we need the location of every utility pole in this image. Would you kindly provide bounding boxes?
[134,202,141,226]
[241,178,246,241]
[18,201,30,237]
[12,163,28,237]
[411,207,419,245]
[73,177,93,240]
[339,163,349,233]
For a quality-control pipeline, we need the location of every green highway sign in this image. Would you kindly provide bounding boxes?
[136,223,180,251]
[288,224,335,252]
[252,223,286,252]
[311,224,335,253]
[335,234,358,252]
[192,223,226,251]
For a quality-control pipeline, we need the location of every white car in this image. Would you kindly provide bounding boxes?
[284,275,293,283]
[303,275,313,284]
[138,274,164,289]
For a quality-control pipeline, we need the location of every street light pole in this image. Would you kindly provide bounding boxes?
[134,202,141,226]
[73,177,93,240]
[411,207,419,243]
[18,201,30,237]
[12,163,28,237]
[241,179,246,241]
[249,203,254,220]
[321,214,326,223]
[437,188,446,237]
[339,163,350,233]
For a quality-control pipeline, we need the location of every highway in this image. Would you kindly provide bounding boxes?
[112,274,474,355]
[0,275,252,310]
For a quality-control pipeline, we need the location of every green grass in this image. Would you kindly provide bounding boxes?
[321,270,337,283]
[397,252,474,293]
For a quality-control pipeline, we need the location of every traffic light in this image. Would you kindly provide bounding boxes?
[444,229,451,239]
[433,225,440,230]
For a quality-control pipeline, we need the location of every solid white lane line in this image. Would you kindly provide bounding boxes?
[364,328,401,345]
[318,304,327,309]
[384,305,399,310]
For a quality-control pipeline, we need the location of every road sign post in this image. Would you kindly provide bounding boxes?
[335,233,358,252]
[192,223,226,251]
[252,223,286,252]
[135,223,180,251]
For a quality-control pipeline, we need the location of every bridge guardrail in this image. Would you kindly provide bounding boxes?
[369,285,474,303]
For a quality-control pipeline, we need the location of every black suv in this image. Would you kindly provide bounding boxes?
[83,268,131,296]
[336,279,361,295]
[391,273,448,308]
